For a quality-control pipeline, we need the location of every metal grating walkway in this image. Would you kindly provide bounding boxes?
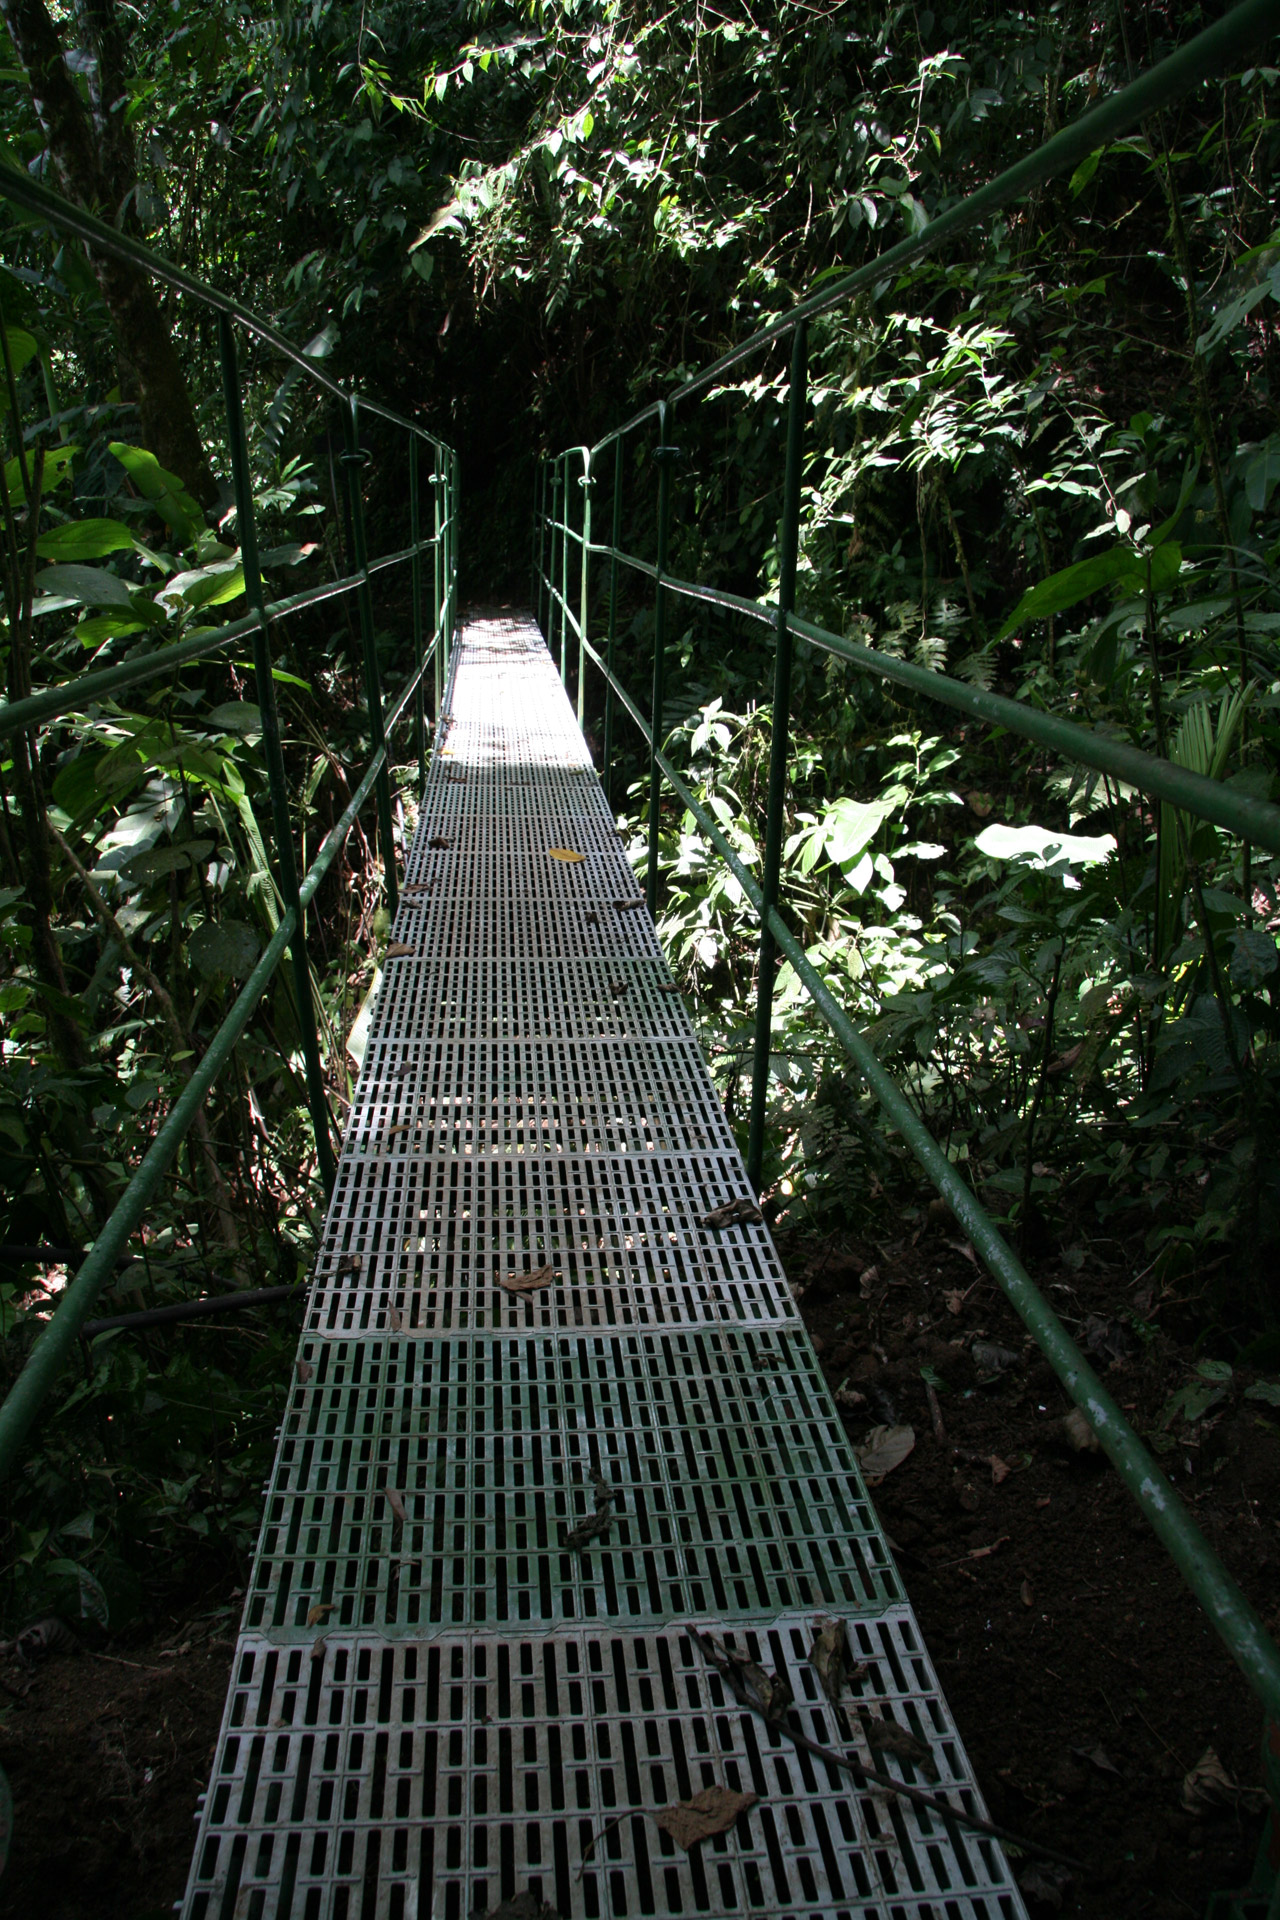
[181,616,1027,1920]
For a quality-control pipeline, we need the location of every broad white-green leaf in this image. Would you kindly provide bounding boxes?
[121,839,215,883]
[974,823,1116,869]
[108,440,202,544]
[207,701,262,736]
[822,796,895,868]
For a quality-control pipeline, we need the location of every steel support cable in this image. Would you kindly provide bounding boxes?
[576,622,1280,1727]
[590,0,1280,453]
[0,626,441,1476]
[0,539,438,740]
[571,539,1280,857]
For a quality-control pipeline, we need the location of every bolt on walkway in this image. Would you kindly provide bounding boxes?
[182,615,1027,1920]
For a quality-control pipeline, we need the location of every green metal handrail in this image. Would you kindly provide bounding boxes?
[533,0,1280,1869]
[0,164,458,1474]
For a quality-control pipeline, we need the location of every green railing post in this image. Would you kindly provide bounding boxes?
[603,438,623,805]
[647,408,678,919]
[559,452,571,683]
[432,462,444,715]
[409,435,426,791]
[577,448,592,726]
[217,314,337,1194]
[747,321,808,1194]
[548,462,561,659]
[448,449,459,670]
[341,399,399,920]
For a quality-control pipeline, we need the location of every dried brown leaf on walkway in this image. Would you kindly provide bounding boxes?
[809,1617,867,1705]
[654,1786,758,1851]
[565,1503,614,1550]
[386,1122,410,1137]
[338,1254,361,1276]
[859,1712,939,1780]
[703,1196,763,1229]
[657,983,680,993]
[384,1487,407,1524]
[608,982,629,996]
[612,898,642,911]
[296,1359,313,1385]
[548,847,584,862]
[584,911,600,926]
[428,835,451,848]
[388,1305,403,1332]
[855,1424,915,1484]
[385,942,415,959]
[500,1265,556,1293]
[402,882,432,895]
[696,1632,793,1725]
[306,1603,334,1628]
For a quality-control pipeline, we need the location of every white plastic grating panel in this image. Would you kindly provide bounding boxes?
[185,1618,1021,1920]
[306,1149,792,1336]
[182,617,1026,1920]
[243,1330,900,1634]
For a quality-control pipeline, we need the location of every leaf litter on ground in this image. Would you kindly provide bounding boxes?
[500,1265,556,1294]
[854,1424,916,1484]
[653,1785,758,1851]
[703,1195,763,1229]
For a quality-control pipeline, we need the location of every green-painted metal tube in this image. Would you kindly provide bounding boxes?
[342,400,399,920]
[559,454,571,683]
[581,542,1280,857]
[647,410,675,918]
[577,449,592,727]
[746,322,807,1193]
[432,467,444,716]
[592,0,1280,453]
[577,619,1280,1727]
[410,437,426,791]
[0,908,296,1478]
[0,545,431,742]
[219,316,337,1193]
[604,440,623,806]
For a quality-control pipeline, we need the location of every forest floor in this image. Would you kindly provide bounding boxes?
[0,1232,1275,1919]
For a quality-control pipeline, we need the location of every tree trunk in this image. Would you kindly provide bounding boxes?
[0,0,217,507]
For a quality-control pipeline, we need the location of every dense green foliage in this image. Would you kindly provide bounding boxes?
[0,0,1278,1634]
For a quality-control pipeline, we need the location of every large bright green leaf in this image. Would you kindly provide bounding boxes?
[974,823,1116,870]
[822,796,895,868]
[108,441,203,545]
[995,549,1138,641]
[36,518,135,562]
[189,919,261,980]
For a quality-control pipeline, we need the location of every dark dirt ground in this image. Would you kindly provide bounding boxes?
[1,1229,1276,1920]
[778,1216,1280,1918]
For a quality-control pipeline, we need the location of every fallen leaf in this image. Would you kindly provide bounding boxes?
[1020,1579,1034,1607]
[971,1339,1019,1375]
[1181,1747,1269,1815]
[296,1359,313,1385]
[989,1454,1012,1485]
[480,1894,562,1920]
[855,1424,916,1484]
[695,1633,793,1725]
[859,1712,939,1780]
[1083,1746,1120,1776]
[657,983,680,993]
[1061,1407,1100,1453]
[944,1292,966,1317]
[385,942,415,958]
[608,981,629,996]
[565,1502,614,1550]
[306,1602,334,1628]
[428,835,451,849]
[654,1785,758,1851]
[395,1059,415,1077]
[500,1265,556,1293]
[402,882,432,895]
[612,898,642,911]
[1019,1864,1070,1911]
[588,1468,616,1506]
[388,1305,403,1332]
[703,1195,763,1229]
[384,1487,407,1524]
[809,1617,867,1705]
[548,847,584,864]
[386,1122,411,1137]
[338,1253,361,1277]
[964,1534,1010,1562]
[858,1264,882,1298]
[584,911,600,926]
